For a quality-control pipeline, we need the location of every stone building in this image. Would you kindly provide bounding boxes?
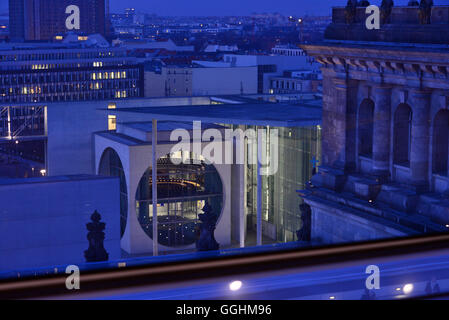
[300,3,449,244]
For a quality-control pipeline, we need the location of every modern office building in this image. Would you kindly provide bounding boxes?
[9,0,111,41]
[0,41,144,179]
[194,54,320,94]
[271,44,308,57]
[21,95,321,255]
[0,45,142,104]
[0,42,143,142]
[270,70,322,94]
[144,63,258,97]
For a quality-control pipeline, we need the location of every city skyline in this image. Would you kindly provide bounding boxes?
[2,0,441,17]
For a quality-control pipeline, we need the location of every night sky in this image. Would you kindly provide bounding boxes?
[1,0,448,16]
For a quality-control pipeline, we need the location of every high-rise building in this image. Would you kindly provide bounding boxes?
[0,45,143,104]
[9,0,111,41]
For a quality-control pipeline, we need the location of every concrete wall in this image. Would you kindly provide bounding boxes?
[306,198,411,245]
[145,66,257,97]
[145,67,193,98]
[46,97,213,176]
[0,175,121,272]
[144,71,166,97]
[192,67,257,96]
[94,135,233,255]
[198,55,320,94]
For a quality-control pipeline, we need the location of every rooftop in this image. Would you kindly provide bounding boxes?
[106,100,322,127]
[121,121,224,132]
[0,174,116,186]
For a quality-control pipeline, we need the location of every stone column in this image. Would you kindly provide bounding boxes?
[328,77,358,171]
[372,84,392,175]
[410,89,431,190]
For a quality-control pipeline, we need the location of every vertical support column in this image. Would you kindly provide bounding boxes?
[410,89,431,190]
[372,84,392,175]
[256,127,262,246]
[44,139,48,175]
[152,119,158,256]
[240,132,247,248]
[44,107,49,175]
[330,78,348,170]
[7,106,11,139]
[329,77,358,171]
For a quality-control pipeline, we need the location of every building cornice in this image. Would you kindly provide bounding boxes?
[301,43,449,90]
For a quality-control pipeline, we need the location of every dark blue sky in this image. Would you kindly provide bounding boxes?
[106,0,444,16]
[108,0,348,16]
[1,0,444,16]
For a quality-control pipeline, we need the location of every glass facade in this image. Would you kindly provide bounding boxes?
[136,152,223,247]
[245,125,321,243]
[98,148,128,237]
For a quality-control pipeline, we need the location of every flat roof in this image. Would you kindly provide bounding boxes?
[122,121,224,132]
[107,101,322,127]
[0,174,117,186]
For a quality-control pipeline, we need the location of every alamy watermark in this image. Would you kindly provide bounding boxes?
[365,264,380,290]
[365,5,380,30]
[65,5,81,31]
[169,121,279,176]
[65,265,80,290]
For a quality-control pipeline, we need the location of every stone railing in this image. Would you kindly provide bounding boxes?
[331,5,449,25]
[325,6,449,44]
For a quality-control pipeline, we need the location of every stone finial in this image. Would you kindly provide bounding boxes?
[196,202,220,251]
[380,0,394,24]
[419,0,434,24]
[84,210,109,262]
[345,0,357,24]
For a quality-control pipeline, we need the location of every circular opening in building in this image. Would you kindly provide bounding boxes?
[99,148,128,238]
[136,152,223,247]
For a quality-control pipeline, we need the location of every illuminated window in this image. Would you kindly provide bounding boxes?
[108,103,116,109]
[108,115,117,130]
[136,153,223,247]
